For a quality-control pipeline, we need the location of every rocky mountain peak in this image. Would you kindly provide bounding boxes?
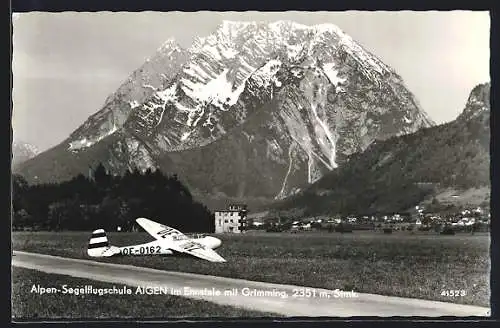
[458,82,490,121]
[12,141,39,167]
[156,38,181,53]
[16,20,435,203]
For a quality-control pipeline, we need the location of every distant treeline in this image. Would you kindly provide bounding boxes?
[12,164,214,232]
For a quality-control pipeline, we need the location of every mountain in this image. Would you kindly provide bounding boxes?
[457,82,490,121]
[12,141,39,167]
[272,82,490,217]
[15,20,434,205]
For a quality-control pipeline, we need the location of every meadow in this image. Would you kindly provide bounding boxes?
[12,267,277,320]
[12,230,491,307]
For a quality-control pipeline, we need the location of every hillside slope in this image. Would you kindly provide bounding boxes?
[274,82,490,216]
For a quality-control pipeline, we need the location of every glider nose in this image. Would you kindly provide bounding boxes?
[212,237,222,249]
[204,236,222,249]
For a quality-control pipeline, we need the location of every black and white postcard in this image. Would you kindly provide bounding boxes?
[11,10,491,320]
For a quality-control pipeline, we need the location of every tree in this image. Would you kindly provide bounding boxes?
[48,201,71,231]
[11,165,214,232]
[12,174,29,191]
[13,209,32,230]
[98,196,122,230]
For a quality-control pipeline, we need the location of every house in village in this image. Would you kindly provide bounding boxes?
[214,204,248,233]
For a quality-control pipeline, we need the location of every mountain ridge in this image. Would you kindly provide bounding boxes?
[15,20,434,204]
[12,141,39,168]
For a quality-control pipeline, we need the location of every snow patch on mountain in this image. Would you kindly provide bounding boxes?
[311,103,338,169]
[156,83,178,103]
[322,62,347,90]
[220,47,239,59]
[181,68,247,114]
[403,116,412,124]
[180,130,194,142]
[309,159,323,184]
[143,84,157,91]
[286,43,305,61]
[68,123,118,151]
[276,143,295,200]
[252,60,282,89]
[129,100,140,109]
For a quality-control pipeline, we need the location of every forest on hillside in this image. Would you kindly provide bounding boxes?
[12,164,214,232]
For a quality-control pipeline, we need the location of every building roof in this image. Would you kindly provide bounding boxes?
[215,209,244,213]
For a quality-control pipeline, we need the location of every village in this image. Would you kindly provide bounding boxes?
[214,204,491,235]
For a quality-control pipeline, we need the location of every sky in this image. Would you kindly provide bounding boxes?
[12,11,490,152]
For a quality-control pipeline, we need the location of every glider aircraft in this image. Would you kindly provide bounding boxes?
[87,217,226,262]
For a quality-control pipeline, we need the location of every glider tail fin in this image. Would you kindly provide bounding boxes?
[87,229,110,257]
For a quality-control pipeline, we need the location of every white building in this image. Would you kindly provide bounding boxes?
[214,204,248,233]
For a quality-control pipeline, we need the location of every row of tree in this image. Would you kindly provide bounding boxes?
[12,164,214,232]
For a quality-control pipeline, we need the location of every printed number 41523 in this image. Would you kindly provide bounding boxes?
[441,289,467,297]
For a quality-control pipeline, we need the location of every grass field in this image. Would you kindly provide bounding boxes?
[12,230,491,307]
[11,267,278,320]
